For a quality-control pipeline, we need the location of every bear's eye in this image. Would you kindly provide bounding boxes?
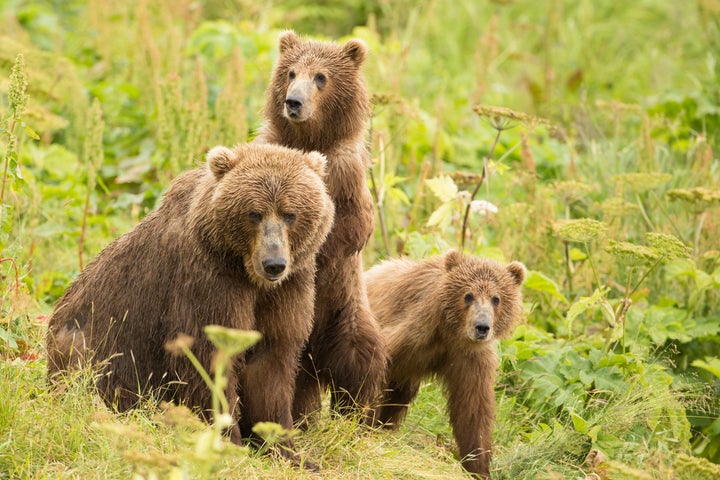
[492,296,501,307]
[249,211,262,224]
[283,213,297,225]
[463,293,474,305]
[314,73,327,89]
[288,70,296,80]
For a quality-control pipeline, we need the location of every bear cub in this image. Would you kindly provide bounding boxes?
[366,251,525,479]
[46,143,334,466]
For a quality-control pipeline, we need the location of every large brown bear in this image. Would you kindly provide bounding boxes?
[46,143,334,466]
[255,30,386,423]
[365,251,526,479]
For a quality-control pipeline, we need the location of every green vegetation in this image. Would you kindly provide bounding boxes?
[2,0,719,478]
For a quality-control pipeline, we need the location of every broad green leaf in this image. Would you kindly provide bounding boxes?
[524,271,568,303]
[691,358,720,379]
[571,412,588,434]
[569,247,587,261]
[425,175,458,203]
[566,287,609,332]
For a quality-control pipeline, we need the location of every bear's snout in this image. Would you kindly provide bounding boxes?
[283,78,315,122]
[285,96,303,115]
[262,257,287,278]
[474,321,490,340]
[250,216,291,285]
[467,307,494,342]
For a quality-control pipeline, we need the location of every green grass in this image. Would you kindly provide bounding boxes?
[2,0,720,478]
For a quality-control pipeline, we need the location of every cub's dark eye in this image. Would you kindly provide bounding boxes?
[314,73,327,88]
[464,293,474,305]
[288,70,296,80]
[283,213,297,225]
[492,296,501,307]
[249,211,262,224]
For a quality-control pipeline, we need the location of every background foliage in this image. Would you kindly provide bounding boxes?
[1,0,719,478]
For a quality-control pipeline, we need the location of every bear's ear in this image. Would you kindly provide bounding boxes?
[342,39,366,67]
[206,146,238,180]
[444,250,463,272]
[506,261,526,286]
[279,30,301,54]
[303,150,327,178]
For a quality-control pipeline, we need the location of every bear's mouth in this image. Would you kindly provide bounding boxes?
[284,108,310,123]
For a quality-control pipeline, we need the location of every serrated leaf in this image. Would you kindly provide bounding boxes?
[383,172,407,188]
[425,175,458,203]
[426,201,454,229]
[388,186,410,205]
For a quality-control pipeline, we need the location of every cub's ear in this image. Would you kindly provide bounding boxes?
[279,30,301,54]
[506,261,526,286]
[445,250,464,272]
[343,39,366,67]
[303,150,327,178]
[206,146,238,179]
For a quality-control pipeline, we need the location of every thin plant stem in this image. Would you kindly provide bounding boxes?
[627,255,666,300]
[584,243,602,289]
[635,193,656,231]
[180,345,228,415]
[564,241,574,297]
[649,190,685,242]
[460,127,503,252]
[693,212,706,258]
[0,120,17,206]
[368,133,390,257]
[79,182,92,270]
[0,257,20,296]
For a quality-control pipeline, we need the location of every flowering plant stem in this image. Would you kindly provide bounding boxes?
[460,127,502,252]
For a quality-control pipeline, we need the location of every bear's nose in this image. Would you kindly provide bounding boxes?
[474,322,490,340]
[285,96,303,112]
[262,258,287,278]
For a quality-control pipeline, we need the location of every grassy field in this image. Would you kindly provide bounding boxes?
[2,0,720,478]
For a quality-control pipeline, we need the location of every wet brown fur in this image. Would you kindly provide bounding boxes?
[46,143,334,465]
[256,31,386,423]
[365,251,525,479]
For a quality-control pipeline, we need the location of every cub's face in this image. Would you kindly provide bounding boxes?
[205,144,333,288]
[440,251,526,344]
[272,30,366,125]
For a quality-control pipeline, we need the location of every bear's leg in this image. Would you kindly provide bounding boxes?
[241,275,318,470]
[445,358,496,479]
[310,254,387,421]
[292,353,325,429]
[376,379,421,429]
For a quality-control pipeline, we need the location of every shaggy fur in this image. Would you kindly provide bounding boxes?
[46,143,334,465]
[366,251,525,479]
[256,30,386,423]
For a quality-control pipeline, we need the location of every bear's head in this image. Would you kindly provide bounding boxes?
[264,30,370,149]
[197,143,334,288]
[439,250,525,345]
